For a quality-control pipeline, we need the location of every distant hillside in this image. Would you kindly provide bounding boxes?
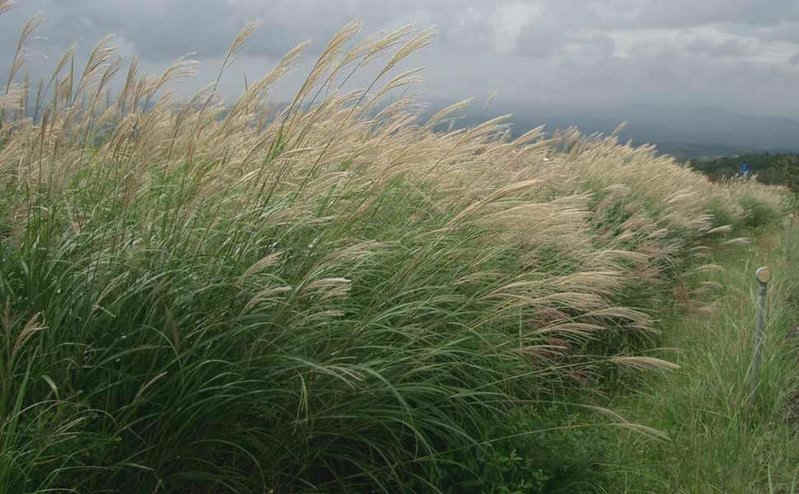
[421,101,799,161]
[646,141,750,161]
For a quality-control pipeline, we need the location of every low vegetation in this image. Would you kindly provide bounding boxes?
[692,152,799,193]
[599,225,799,493]
[0,4,793,492]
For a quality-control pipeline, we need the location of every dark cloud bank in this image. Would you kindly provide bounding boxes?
[2,0,799,158]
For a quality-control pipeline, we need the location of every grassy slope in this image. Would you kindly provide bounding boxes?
[0,8,795,493]
[598,222,799,493]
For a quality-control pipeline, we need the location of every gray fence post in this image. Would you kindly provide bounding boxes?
[749,266,770,397]
[786,214,794,266]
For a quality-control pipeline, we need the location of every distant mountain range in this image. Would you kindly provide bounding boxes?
[421,101,799,161]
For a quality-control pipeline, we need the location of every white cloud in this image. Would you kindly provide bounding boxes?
[491,1,543,54]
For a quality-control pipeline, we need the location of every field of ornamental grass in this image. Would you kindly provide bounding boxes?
[0,4,790,492]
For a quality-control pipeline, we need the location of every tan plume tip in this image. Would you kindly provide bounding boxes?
[0,0,15,15]
[610,356,680,371]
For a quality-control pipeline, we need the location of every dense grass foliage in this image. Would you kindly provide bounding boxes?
[0,6,790,492]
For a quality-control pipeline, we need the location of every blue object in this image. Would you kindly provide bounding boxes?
[739,162,751,177]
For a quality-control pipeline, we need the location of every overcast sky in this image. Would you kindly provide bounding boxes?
[2,0,799,122]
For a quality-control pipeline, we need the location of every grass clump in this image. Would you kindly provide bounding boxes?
[0,6,791,492]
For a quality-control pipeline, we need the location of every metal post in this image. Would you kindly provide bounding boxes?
[785,214,793,266]
[749,266,770,397]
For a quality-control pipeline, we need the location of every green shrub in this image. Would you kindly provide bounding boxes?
[739,195,780,228]
[435,406,608,494]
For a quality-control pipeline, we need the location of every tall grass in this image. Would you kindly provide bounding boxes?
[599,223,799,493]
[0,7,789,492]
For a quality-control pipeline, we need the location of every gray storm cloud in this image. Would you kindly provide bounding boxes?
[1,0,799,125]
